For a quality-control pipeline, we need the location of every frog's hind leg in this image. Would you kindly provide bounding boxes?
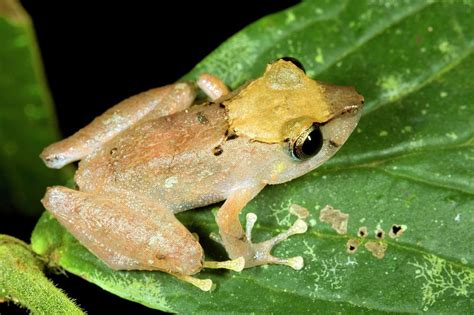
[41,82,196,169]
[172,256,245,292]
[197,73,230,101]
[41,186,204,277]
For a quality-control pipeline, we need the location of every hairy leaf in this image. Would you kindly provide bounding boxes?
[0,235,84,314]
[32,0,473,313]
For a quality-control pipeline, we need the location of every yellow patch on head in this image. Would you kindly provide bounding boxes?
[223,60,333,143]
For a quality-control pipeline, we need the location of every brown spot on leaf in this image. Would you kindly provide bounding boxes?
[289,204,310,219]
[389,224,407,238]
[346,239,360,254]
[364,241,387,259]
[375,227,385,239]
[0,0,28,23]
[319,205,348,235]
[357,226,368,238]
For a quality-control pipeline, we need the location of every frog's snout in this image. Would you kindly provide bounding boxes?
[319,83,364,116]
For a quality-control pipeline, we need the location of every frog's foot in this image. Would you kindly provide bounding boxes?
[242,212,307,270]
[172,257,244,291]
[173,274,213,291]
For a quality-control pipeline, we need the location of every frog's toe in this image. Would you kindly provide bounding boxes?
[173,274,213,291]
[244,212,307,269]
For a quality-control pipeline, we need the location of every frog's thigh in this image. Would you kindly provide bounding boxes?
[41,186,203,276]
[41,82,196,169]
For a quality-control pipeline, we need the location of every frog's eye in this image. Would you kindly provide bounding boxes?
[291,124,323,160]
[278,56,306,73]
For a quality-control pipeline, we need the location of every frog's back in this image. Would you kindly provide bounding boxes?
[75,103,269,212]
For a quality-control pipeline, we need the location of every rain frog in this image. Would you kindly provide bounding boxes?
[41,58,364,290]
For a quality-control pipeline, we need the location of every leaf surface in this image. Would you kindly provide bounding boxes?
[0,0,72,215]
[31,0,474,312]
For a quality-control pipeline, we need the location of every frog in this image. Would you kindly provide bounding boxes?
[40,58,364,290]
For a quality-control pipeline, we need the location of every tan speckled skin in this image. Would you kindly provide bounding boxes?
[75,103,284,213]
[41,61,364,277]
[41,83,196,169]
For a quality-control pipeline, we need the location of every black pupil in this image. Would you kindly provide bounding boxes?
[302,127,323,157]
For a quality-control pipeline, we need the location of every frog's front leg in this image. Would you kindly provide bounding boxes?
[41,82,196,169]
[216,185,307,269]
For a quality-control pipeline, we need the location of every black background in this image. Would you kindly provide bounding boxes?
[1,1,298,314]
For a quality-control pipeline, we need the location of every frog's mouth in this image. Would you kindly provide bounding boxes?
[319,100,364,150]
[318,82,365,120]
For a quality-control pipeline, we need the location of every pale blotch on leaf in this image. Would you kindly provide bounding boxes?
[319,205,348,235]
[438,40,455,55]
[389,224,407,238]
[314,48,324,64]
[285,11,296,24]
[346,239,360,254]
[289,204,310,219]
[377,74,404,101]
[364,241,388,259]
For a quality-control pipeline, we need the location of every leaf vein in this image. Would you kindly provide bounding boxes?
[372,166,474,195]
[313,1,432,77]
[364,44,474,115]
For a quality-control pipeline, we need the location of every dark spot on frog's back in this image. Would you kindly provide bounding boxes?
[212,145,223,156]
[196,111,209,124]
[225,131,239,141]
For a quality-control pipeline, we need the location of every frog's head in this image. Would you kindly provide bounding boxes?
[223,58,364,184]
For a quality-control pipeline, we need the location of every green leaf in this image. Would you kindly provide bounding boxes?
[0,235,84,314]
[0,0,72,216]
[31,0,474,313]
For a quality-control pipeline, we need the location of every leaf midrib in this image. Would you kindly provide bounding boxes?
[319,139,474,195]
